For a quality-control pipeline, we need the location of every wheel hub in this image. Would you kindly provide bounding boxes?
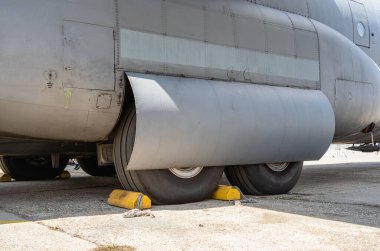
[169,167,203,179]
[266,162,290,172]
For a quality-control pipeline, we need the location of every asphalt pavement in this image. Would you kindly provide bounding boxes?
[0,149,379,251]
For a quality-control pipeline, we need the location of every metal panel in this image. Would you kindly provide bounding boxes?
[349,1,370,48]
[63,21,115,90]
[0,1,121,141]
[229,0,263,21]
[125,73,335,171]
[120,29,320,85]
[365,1,380,65]
[257,4,293,28]
[335,80,375,134]
[235,16,266,51]
[266,24,295,56]
[166,1,204,41]
[287,12,315,32]
[205,9,235,46]
[64,0,115,28]
[312,19,380,140]
[255,0,309,16]
[118,0,320,89]
[0,0,64,106]
[118,0,163,34]
[308,0,354,41]
[295,29,319,60]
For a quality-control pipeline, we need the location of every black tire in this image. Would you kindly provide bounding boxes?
[76,157,116,177]
[113,106,224,205]
[0,156,69,181]
[225,162,303,195]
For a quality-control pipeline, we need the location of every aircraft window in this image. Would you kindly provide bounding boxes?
[357,22,366,38]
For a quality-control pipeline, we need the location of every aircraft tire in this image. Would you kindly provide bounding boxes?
[225,162,303,195]
[0,156,69,181]
[76,157,116,177]
[113,106,224,205]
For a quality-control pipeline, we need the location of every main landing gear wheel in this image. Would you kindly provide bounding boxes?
[76,157,116,177]
[0,156,69,181]
[113,106,224,205]
[225,162,303,195]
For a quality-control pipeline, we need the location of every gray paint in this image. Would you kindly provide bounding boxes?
[0,0,122,141]
[118,1,320,89]
[126,73,335,170]
[120,29,320,84]
[312,19,380,139]
[1,0,380,165]
[350,1,370,48]
[63,21,115,90]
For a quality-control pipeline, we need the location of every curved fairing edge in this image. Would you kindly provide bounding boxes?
[125,73,335,171]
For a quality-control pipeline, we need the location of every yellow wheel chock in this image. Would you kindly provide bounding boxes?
[58,171,71,179]
[0,174,12,182]
[108,189,151,210]
[212,185,241,201]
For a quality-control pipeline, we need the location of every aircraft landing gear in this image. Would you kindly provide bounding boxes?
[76,157,116,177]
[0,156,69,181]
[225,162,303,195]
[113,107,224,205]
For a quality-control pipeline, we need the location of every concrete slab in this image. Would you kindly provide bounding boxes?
[0,221,96,251]
[0,149,379,250]
[37,204,380,251]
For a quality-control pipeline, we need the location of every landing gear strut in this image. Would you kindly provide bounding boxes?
[76,157,116,177]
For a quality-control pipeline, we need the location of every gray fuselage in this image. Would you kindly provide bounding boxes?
[1,0,380,148]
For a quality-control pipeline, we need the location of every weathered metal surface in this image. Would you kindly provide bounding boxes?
[63,20,115,91]
[1,0,380,156]
[119,0,320,89]
[349,1,370,48]
[125,73,335,170]
[312,19,380,141]
[0,0,122,141]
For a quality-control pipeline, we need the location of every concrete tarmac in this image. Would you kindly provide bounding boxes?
[0,150,379,251]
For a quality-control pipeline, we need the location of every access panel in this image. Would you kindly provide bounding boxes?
[350,1,370,48]
[63,21,115,90]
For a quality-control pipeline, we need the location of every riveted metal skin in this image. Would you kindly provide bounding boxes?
[125,73,334,170]
[1,0,380,161]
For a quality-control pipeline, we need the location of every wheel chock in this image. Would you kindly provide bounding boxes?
[58,171,71,179]
[0,174,12,182]
[212,185,241,201]
[108,189,151,210]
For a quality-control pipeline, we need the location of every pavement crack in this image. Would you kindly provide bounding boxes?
[37,221,100,246]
